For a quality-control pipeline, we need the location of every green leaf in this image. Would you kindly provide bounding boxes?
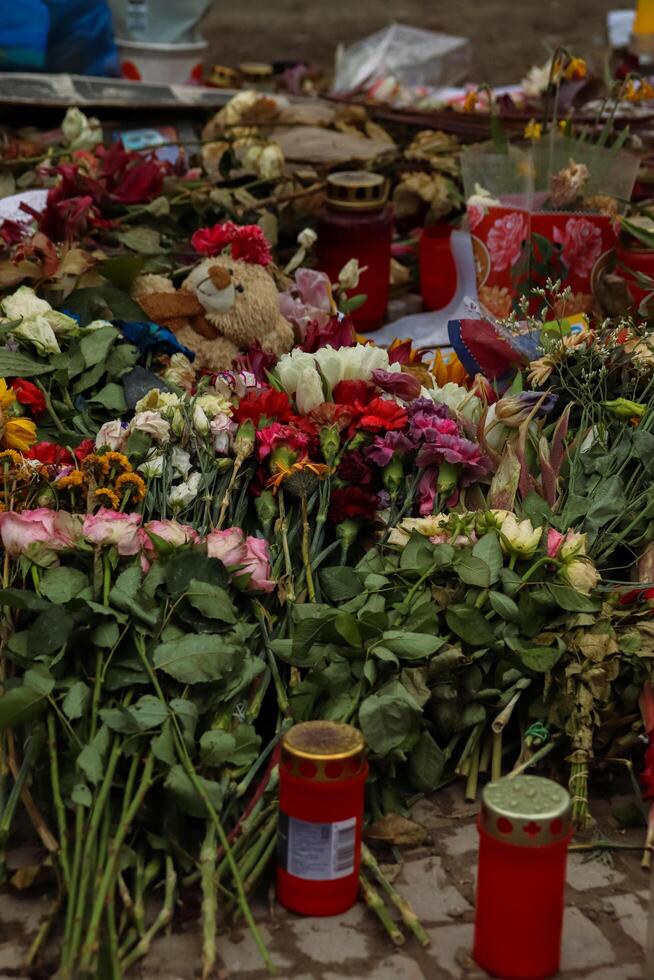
[24,664,55,696]
[230,724,262,766]
[71,783,92,808]
[454,553,491,588]
[164,764,224,819]
[472,532,502,585]
[130,695,169,729]
[27,606,73,657]
[334,613,361,648]
[166,552,227,595]
[520,646,563,673]
[445,605,495,645]
[64,286,145,326]
[380,630,445,661]
[319,566,363,602]
[152,721,176,766]
[170,699,198,736]
[39,567,88,605]
[99,254,145,290]
[116,227,162,254]
[77,744,103,785]
[92,619,120,649]
[408,732,446,792]
[200,730,236,767]
[546,583,599,612]
[0,684,48,729]
[0,589,50,612]
[80,326,120,368]
[0,349,53,377]
[62,681,90,720]
[186,579,236,623]
[359,686,422,756]
[488,591,521,622]
[153,634,236,684]
[87,382,127,413]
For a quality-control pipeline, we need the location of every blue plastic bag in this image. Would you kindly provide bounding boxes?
[45,0,120,76]
[0,1,50,70]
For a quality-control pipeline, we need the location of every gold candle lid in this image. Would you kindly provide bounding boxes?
[239,62,274,79]
[326,171,388,211]
[481,775,572,848]
[281,721,366,782]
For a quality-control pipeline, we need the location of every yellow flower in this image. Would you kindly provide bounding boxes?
[115,472,146,503]
[267,459,329,493]
[462,89,478,112]
[101,451,132,472]
[94,487,120,509]
[0,379,37,452]
[432,351,469,388]
[558,119,568,133]
[564,57,587,80]
[57,471,86,490]
[0,449,23,466]
[524,119,543,141]
[516,158,536,179]
[621,77,654,102]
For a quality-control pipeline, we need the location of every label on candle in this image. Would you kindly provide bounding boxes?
[277,812,356,880]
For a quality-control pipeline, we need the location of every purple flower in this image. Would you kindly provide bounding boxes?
[365,431,414,466]
[418,468,437,515]
[417,430,489,475]
[371,368,422,401]
[408,397,451,419]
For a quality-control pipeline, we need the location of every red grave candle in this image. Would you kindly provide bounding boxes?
[474,774,572,979]
[276,721,368,916]
[315,171,393,333]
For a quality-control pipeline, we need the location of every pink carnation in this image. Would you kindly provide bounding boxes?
[83,509,144,555]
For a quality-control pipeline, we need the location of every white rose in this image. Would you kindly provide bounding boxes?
[295,366,325,415]
[1,286,51,321]
[96,420,127,450]
[12,315,61,355]
[169,471,202,510]
[130,411,170,445]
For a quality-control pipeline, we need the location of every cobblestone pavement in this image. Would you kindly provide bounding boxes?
[0,786,647,979]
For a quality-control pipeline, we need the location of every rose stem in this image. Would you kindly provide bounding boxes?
[231,812,278,891]
[79,754,155,971]
[508,739,557,778]
[47,714,70,889]
[241,829,277,896]
[465,737,482,801]
[300,494,316,601]
[256,610,290,718]
[106,877,121,980]
[359,871,405,945]
[61,804,84,970]
[276,489,296,601]
[201,821,218,980]
[24,896,60,968]
[120,855,176,972]
[479,734,492,774]
[0,727,44,883]
[491,730,503,781]
[361,844,430,947]
[135,638,275,974]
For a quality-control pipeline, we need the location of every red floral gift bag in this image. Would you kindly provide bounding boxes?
[461,149,533,320]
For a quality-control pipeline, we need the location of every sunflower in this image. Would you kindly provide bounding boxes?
[94,487,120,509]
[0,380,36,452]
[100,451,132,474]
[115,472,146,503]
[267,459,330,495]
[0,449,23,467]
[57,471,87,491]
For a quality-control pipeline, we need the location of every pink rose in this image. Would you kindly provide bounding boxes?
[0,508,80,559]
[206,527,246,567]
[487,212,528,272]
[467,203,485,231]
[83,509,143,555]
[552,217,602,278]
[144,520,200,550]
[547,528,565,558]
[239,536,275,593]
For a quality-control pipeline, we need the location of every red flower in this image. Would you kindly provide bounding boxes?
[0,219,28,246]
[235,341,278,382]
[329,486,379,522]
[333,380,375,407]
[191,221,272,265]
[358,398,408,433]
[112,159,165,204]
[256,422,310,461]
[337,450,377,489]
[232,387,294,426]
[25,442,73,465]
[11,378,46,416]
[74,438,95,462]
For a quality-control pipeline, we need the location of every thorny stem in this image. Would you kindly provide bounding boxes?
[47,714,70,890]
[361,845,430,947]
[300,494,316,602]
[201,822,218,980]
[120,855,176,972]
[276,489,295,602]
[359,871,405,945]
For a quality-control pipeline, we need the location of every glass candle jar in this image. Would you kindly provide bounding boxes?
[315,171,393,333]
[276,720,368,916]
[474,775,572,979]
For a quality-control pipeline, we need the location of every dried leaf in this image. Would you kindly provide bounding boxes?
[365,813,428,847]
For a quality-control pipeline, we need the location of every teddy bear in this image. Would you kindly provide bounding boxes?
[131,225,294,374]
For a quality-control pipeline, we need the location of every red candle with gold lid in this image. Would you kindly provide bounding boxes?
[474,774,572,979]
[276,720,368,916]
[315,171,392,333]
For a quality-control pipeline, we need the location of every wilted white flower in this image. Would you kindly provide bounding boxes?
[171,446,192,478]
[169,471,202,510]
[1,286,51,321]
[210,414,236,454]
[138,451,164,478]
[135,389,181,414]
[258,143,285,179]
[164,353,196,391]
[338,258,366,292]
[428,382,482,423]
[11,315,61,355]
[560,557,600,595]
[499,514,542,559]
[298,227,317,249]
[61,107,102,151]
[129,411,170,445]
[96,420,127,451]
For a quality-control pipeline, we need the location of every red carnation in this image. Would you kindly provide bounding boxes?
[329,486,379,522]
[232,387,294,426]
[12,378,46,416]
[74,438,95,461]
[358,398,408,434]
[191,221,272,265]
[25,442,73,465]
[333,380,375,407]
